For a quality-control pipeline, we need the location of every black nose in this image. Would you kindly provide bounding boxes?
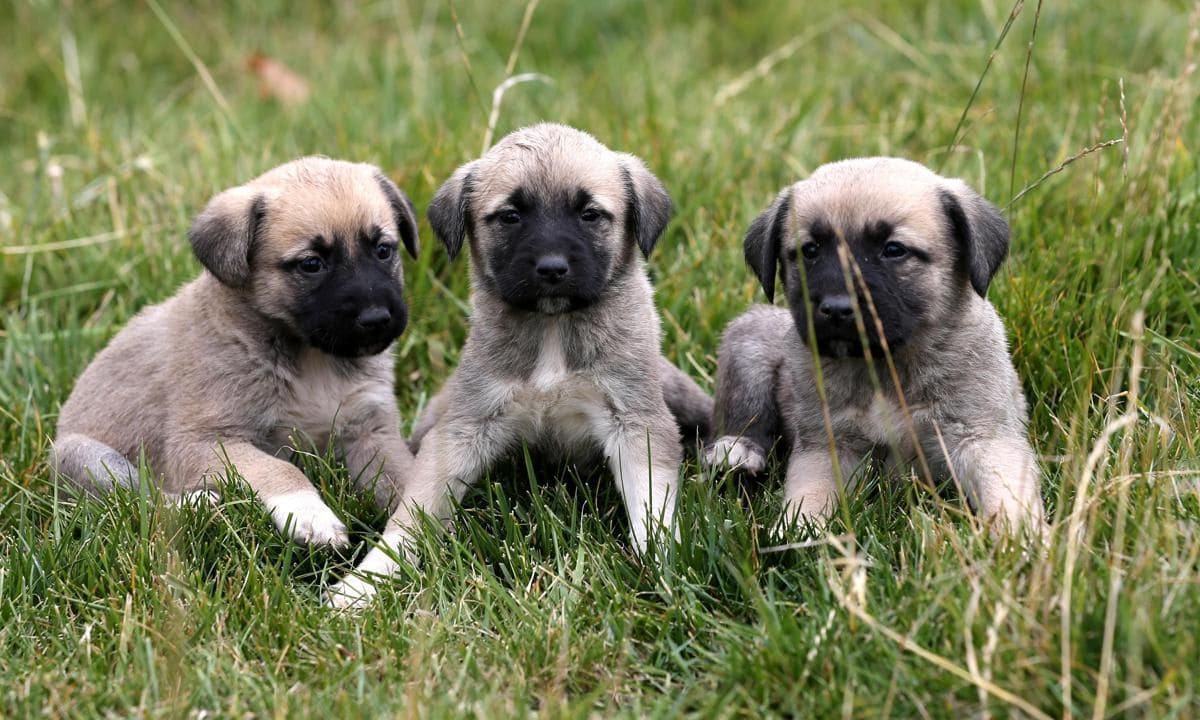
[356,306,392,330]
[816,295,855,321]
[535,254,569,282]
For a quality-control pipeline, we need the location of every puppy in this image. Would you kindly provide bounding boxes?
[53,157,420,547]
[705,158,1044,534]
[328,123,712,606]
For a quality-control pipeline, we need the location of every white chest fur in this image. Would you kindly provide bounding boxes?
[276,352,364,447]
[529,320,570,390]
[857,393,912,446]
[509,319,611,447]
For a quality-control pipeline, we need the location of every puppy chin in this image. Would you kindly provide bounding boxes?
[822,339,860,359]
[309,331,397,358]
[535,296,573,315]
[353,338,396,357]
[813,336,906,360]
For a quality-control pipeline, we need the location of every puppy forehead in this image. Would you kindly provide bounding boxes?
[474,126,626,213]
[252,160,392,250]
[785,159,948,247]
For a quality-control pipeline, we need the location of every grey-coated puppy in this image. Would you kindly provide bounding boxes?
[704,157,1044,534]
[329,123,712,607]
[53,157,421,547]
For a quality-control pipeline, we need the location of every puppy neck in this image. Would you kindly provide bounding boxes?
[193,274,318,366]
[908,291,999,354]
[529,316,568,390]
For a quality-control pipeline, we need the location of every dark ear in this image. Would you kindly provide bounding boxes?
[743,189,791,303]
[939,181,1010,297]
[188,186,266,288]
[618,153,673,258]
[427,161,477,262]
[375,172,419,259]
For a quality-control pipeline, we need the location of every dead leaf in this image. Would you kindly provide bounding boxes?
[246,52,310,107]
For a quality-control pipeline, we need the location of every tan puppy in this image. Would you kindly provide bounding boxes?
[53,157,420,547]
[705,158,1044,534]
[328,123,712,607]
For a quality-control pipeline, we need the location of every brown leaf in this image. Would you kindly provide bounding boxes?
[246,52,310,107]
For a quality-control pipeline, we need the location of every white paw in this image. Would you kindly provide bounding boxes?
[628,518,679,557]
[704,436,767,474]
[267,491,350,548]
[325,574,377,610]
[770,504,827,539]
[168,488,221,507]
[769,514,794,540]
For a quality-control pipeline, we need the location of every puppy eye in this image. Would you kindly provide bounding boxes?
[580,208,601,222]
[375,244,396,261]
[882,241,908,259]
[801,242,820,260]
[298,257,324,274]
[498,209,521,225]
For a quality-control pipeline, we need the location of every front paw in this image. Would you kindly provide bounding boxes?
[325,574,377,610]
[167,488,221,507]
[704,436,767,474]
[628,517,680,557]
[770,504,828,540]
[267,491,350,548]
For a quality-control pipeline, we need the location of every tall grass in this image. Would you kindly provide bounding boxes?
[2,1,1198,716]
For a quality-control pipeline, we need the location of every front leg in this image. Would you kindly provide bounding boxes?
[337,401,416,513]
[172,440,349,547]
[407,387,449,454]
[705,309,790,475]
[777,444,865,535]
[946,432,1044,534]
[327,406,516,608]
[601,409,682,554]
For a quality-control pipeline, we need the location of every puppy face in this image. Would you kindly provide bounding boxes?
[744,158,1010,358]
[188,157,420,357]
[427,123,673,314]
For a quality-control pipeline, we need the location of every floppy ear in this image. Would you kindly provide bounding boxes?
[188,185,266,288]
[375,172,420,259]
[743,189,791,303]
[939,181,1010,297]
[618,153,673,258]
[427,161,477,262]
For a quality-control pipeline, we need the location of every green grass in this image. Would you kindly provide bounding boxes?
[2,0,1199,716]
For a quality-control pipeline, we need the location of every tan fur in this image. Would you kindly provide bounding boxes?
[53,157,419,548]
[328,124,712,608]
[707,157,1045,537]
[777,158,963,329]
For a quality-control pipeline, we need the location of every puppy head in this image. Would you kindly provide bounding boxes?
[744,157,1009,358]
[427,123,672,314]
[189,156,420,357]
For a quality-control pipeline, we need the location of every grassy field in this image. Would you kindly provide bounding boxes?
[2,0,1199,716]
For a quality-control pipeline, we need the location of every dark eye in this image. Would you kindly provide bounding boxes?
[498,209,521,225]
[298,256,323,274]
[580,208,601,222]
[376,244,395,261]
[801,242,820,260]
[882,241,908,259]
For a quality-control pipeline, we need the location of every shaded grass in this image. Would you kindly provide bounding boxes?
[2,0,1199,717]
